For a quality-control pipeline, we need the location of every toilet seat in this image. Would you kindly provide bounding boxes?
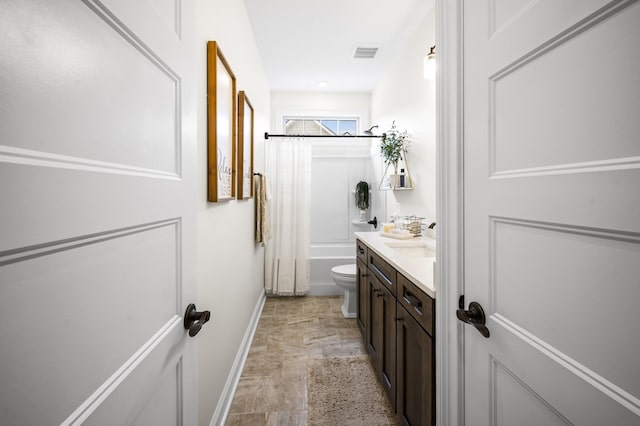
[331,264,356,278]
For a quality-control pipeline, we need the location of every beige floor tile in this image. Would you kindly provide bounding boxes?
[225,412,278,426]
[225,296,389,426]
[276,411,307,426]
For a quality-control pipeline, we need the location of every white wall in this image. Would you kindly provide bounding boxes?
[195,1,270,424]
[371,8,436,226]
[310,140,373,244]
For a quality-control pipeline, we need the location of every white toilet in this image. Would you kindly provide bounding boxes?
[331,264,357,318]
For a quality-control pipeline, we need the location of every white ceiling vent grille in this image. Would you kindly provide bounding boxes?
[352,46,379,59]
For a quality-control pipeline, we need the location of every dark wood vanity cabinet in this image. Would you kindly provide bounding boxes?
[357,238,435,425]
[365,273,380,362]
[356,258,368,337]
[356,238,368,263]
[396,274,435,425]
[368,250,397,294]
[369,273,397,409]
[396,303,434,426]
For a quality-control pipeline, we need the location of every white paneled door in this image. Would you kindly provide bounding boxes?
[0,1,198,425]
[462,0,640,425]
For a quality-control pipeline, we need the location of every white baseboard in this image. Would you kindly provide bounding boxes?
[308,281,343,296]
[209,290,266,426]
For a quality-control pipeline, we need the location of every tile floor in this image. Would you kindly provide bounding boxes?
[225,296,379,425]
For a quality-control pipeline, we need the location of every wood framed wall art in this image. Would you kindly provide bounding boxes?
[237,91,254,199]
[207,41,236,202]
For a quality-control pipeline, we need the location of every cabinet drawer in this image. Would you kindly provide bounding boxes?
[368,251,397,295]
[356,239,368,263]
[398,273,434,336]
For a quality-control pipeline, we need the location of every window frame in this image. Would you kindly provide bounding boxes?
[282,116,360,136]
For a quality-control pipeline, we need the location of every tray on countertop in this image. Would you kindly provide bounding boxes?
[380,232,414,240]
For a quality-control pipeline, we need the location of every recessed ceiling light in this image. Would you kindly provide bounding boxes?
[316,80,328,88]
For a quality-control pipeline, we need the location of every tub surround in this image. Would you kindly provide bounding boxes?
[355,231,436,298]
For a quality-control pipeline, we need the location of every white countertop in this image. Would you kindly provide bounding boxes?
[355,231,436,299]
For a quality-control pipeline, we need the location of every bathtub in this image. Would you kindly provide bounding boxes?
[309,244,356,296]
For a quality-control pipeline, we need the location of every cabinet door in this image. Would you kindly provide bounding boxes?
[380,283,397,410]
[397,304,434,426]
[367,274,381,365]
[356,258,368,338]
[369,273,397,409]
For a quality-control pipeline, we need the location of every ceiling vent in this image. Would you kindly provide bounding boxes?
[352,46,379,59]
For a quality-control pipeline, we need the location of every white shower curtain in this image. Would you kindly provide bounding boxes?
[264,137,312,296]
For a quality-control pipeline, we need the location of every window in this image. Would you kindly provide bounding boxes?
[283,118,358,136]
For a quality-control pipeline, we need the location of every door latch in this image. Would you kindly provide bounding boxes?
[184,304,211,337]
[456,299,490,338]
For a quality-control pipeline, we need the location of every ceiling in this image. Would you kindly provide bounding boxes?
[242,0,434,93]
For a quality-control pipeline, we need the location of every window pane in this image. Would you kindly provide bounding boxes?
[320,120,338,134]
[338,120,357,135]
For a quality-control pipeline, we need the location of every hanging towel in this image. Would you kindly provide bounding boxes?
[255,174,271,245]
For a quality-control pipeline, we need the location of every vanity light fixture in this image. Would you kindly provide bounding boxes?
[423,45,436,80]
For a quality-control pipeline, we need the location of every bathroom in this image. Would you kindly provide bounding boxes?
[226,0,436,420]
[3,0,637,424]
[0,0,437,423]
[267,90,436,298]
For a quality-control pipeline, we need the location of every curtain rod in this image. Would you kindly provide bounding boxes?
[264,132,383,140]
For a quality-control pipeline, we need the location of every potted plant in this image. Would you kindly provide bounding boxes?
[379,121,410,188]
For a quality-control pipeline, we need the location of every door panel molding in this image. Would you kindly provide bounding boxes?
[490,156,640,179]
[80,0,183,176]
[2,0,182,175]
[490,355,572,426]
[492,314,640,417]
[489,216,640,246]
[488,216,640,311]
[489,0,640,176]
[62,318,184,425]
[148,0,183,39]
[488,0,539,38]
[0,145,181,179]
[489,0,635,82]
[488,216,640,399]
[0,219,181,266]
